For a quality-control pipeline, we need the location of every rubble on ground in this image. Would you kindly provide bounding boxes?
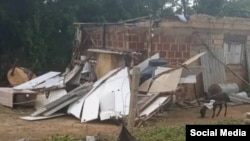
[2,50,239,124]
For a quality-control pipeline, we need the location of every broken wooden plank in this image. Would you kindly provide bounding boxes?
[139,68,183,93]
[182,52,207,66]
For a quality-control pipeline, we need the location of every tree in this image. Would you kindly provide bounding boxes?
[0,0,175,84]
[193,0,250,18]
[193,0,225,16]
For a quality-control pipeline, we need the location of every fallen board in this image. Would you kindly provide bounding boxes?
[14,71,61,90]
[20,113,65,121]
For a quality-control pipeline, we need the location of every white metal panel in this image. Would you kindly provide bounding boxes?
[100,111,121,121]
[113,71,131,115]
[35,76,64,89]
[99,78,130,121]
[20,113,65,121]
[14,71,61,90]
[35,89,67,110]
[179,75,197,84]
[99,92,117,120]
[96,67,131,116]
[83,67,130,119]
[68,67,130,121]
[81,95,100,122]
[227,93,250,104]
[139,96,169,117]
[67,68,120,119]
[66,97,85,119]
[99,92,115,112]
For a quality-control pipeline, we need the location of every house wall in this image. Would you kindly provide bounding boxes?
[80,14,250,99]
[85,26,192,67]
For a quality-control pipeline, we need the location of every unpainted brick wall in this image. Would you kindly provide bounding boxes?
[85,26,191,67]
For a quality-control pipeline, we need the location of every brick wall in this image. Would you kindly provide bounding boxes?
[150,33,191,66]
[85,26,192,67]
[79,14,250,97]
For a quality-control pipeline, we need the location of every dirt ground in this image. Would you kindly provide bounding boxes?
[0,104,249,141]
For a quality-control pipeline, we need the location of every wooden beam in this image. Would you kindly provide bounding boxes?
[127,67,140,132]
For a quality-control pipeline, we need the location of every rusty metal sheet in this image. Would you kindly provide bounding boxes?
[200,48,226,92]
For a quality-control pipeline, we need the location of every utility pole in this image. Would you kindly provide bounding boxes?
[127,67,140,132]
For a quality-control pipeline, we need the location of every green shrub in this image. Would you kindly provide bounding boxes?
[133,119,242,141]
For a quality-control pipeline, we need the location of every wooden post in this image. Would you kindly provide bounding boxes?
[127,67,140,132]
[147,16,153,58]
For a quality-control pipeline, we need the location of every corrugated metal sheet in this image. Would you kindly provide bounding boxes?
[245,48,250,82]
[200,48,226,92]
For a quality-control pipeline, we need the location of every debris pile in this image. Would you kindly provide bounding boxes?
[0,49,208,124]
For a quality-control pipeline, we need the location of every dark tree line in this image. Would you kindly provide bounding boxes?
[0,0,249,84]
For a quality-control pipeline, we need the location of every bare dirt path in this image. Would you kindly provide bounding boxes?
[161,104,250,126]
[0,104,249,141]
[0,106,120,141]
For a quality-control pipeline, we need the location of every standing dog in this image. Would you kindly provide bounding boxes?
[200,92,230,118]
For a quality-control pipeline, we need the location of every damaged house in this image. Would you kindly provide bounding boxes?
[77,14,250,103]
[1,14,250,124]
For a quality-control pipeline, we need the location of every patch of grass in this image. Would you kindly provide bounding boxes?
[45,135,76,141]
[45,119,243,141]
[216,119,243,125]
[133,119,243,141]
[45,134,117,141]
[134,125,185,141]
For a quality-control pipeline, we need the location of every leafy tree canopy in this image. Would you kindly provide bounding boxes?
[1,0,250,84]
